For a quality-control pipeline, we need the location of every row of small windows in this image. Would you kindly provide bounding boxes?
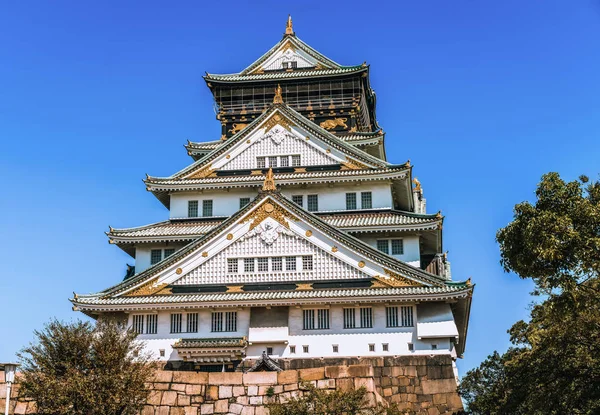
[303,306,414,330]
[188,200,213,217]
[132,312,238,334]
[376,239,405,256]
[289,342,425,354]
[292,194,319,212]
[345,192,372,210]
[227,256,313,274]
[257,155,301,169]
[150,248,175,265]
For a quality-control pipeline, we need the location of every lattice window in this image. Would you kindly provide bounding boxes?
[303,309,315,330]
[257,157,266,169]
[145,314,157,334]
[240,198,251,209]
[302,255,313,271]
[164,248,175,258]
[346,193,357,210]
[361,192,372,209]
[266,347,273,355]
[268,156,278,168]
[369,344,375,352]
[317,309,330,329]
[408,343,414,351]
[292,195,303,207]
[257,257,269,272]
[377,240,389,255]
[343,308,355,329]
[170,313,182,333]
[132,315,144,334]
[188,200,198,217]
[333,345,339,353]
[303,345,309,353]
[202,200,213,217]
[307,194,318,212]
[386,306,399,327]
[391,239,404,255]
[280,156,289,167]
[225,311,237,332]
[285,256,296,271]
[227,258,238,273]
[401,306,414,327]
[150,249,162,265]
[292,155,301,167]
[211,312,223,332]
[272,257,283,271]
[360,307,373,328]
[382,343,389,352]
[244,258,255,273]
[290,345,296,354]
[187,313,198,333]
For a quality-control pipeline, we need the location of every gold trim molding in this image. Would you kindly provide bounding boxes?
[125,279,172,297]
[380,269,423,287]
[239,199,299,231]
[187,164,215,180]
[262,113,293,132]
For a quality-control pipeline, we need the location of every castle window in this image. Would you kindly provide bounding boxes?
[343,308,356,329]
[369,344,375,352]
[431,344,438,350]
[272,256,283,271]
[386,306,398,327]
[302,255,313,271]
[240,198,251,208]
[361,192,372,209]
[257,157,266,169]
[360,307,373,328]
[401,306,414,327]
[187,313,199,333]
[150,249,162,265]
[202,200,213,217]
[258,257,269,272]
[159,349,165,357]
[227,258,238,273]
[225,311,237,332]
[332,344,339,353]
[146,314,158,334]
[307,194,319,212]
[188,200,199,217]
[387,306,414,327]
[266,347,273,355]
[211,311,237,332]
[244,258,255,273]
[292,195,303,207]
[282,61,298,69]
[391,239,404,255]
[285,256,297,271]
[303,345,309,353]
[408,343,414,351]
[164,248,175,259]
[170,313,182,333]
[132,315,144,334]
[346,193,357,210]
[290,345,296,354]
[382,343,389,352]
[280,156,289,167]
[376,240,389,255]
[292,155,301,167]
[268,156,278,168]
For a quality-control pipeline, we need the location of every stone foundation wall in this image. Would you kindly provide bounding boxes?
[0,356,463,415]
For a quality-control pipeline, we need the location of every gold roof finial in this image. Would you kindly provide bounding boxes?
[413,177,422,192]
[285,14,294,35]
[263,168,277,191]
[273,84,283,104]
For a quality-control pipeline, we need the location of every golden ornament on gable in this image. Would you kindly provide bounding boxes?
[320,118,348,130]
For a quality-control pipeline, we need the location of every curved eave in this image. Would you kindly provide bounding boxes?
[204,66,367,84]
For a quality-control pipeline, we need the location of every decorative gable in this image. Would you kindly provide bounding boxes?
[250,39,330,73]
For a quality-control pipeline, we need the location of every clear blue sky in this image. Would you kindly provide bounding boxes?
[1,1,599,375]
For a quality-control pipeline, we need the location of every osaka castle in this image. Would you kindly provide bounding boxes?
[71,16,473,372]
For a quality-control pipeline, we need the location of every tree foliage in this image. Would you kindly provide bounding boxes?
[18,319,156,415]
[459,173,600,415]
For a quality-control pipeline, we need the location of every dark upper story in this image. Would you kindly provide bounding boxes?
[203,17,379,139]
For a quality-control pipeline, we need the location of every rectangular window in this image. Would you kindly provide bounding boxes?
[333,345,339,353]
[150,249,162,265]
[188,200,199,218]
[303,345,309,353]
[302,255,313,271]
[317,309,330,329]
[240,198,251,209]
[268,156,278,168]
[391,239,404,255]
[386,306,399,328]
[132,315,144,334]
[211,312,223,332]
[290,345,296,354]
[382,343,389,352]
[159,349,165,357]
[225,311,237,332]
[361,192,372,209]
[164,248,175,258]
[285,256,297,271]
[307,194,318,212]
[272,257,283,271]
[292,195,303,207]
[146,314,157,334]
[369,344,375,352]
[227,258,238,273]
[257,257,269,272]
[170,313,182,334]
[377,240,389,255]
[431,344,438,350]
[292,155,301,167]
[360,307,373,328]
[244,258,255,273]
[408,343,414,351]
[186,313,198,333]
[257,157,266,169]
[401,306,414,327]
[202,200,213,217]
[280,156,289,167]
[343,308,356,329]
[346,193,357,210]
[303,309,315,330]
[266,347,273,355]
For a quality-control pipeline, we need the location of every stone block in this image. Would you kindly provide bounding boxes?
[445,392,464,410]
[170,408,186,415]
[154,382,171,390]
[14,401,28,415]
[214,399,229,413]
[184,407,198,415]
[142,405,156,415]
[255,406,269,415]
[171,383,187,392]
[243,372,277,385]
[427,407,440,415]
[324,364,373,379]
[298,367,324,381]
[247,385,259,396]
[317,379,335,389]
[229,403,244,414]
[236,395,249,405]
[284,383,298,391]
[432,393,447,405]
[162,390,178,405]
[241,406,255,415]
[158,407,171,415]
[174,371,209,384]
[148,390,163,405]
[249,396,263,405]
[233,385,245,396]
[200,403,215,414]
[209,372,243,385]
[421,379,457,395]
[336,378,354,391]
[354,377,375,392]
[277,370,297,384]
[155,370,174,383]
[178,393,191,406]
[186,384,203,395]
[219,385,233,399]
[207,385,219,401]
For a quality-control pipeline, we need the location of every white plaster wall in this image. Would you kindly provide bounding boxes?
[358,235,421,265]
[281,183,393,212]
[170,190,258,219]
[135,243,187,273]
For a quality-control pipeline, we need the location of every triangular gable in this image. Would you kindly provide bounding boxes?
[111,191,446,299]
[157,105,389,181]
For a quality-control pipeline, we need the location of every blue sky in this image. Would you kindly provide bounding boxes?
[1,1,599,375]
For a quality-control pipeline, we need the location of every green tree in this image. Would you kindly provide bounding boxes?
[18,319,156,415]
[459,173,600,415]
